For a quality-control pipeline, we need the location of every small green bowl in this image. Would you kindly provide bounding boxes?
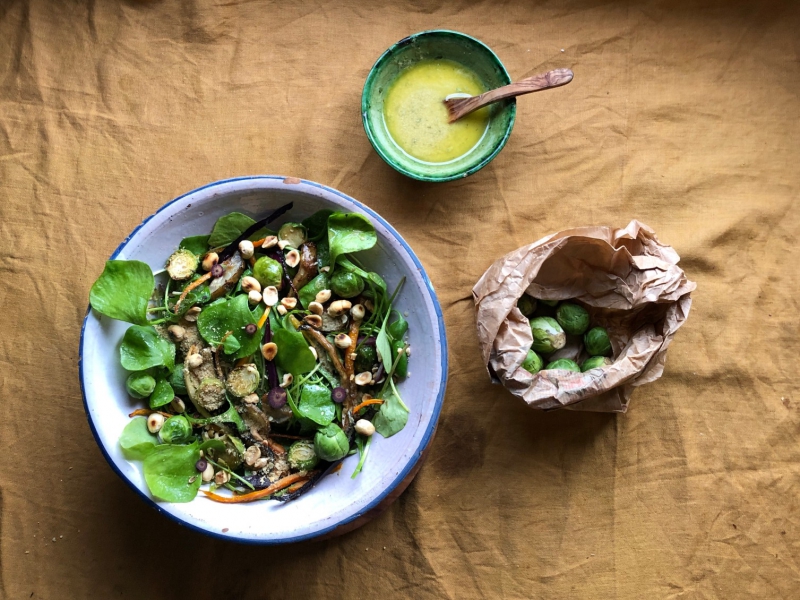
[362,30,516,183]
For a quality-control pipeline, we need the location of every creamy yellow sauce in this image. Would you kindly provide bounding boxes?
[384,59,489,163]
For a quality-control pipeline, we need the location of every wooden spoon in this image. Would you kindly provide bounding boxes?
[443,68,574,123]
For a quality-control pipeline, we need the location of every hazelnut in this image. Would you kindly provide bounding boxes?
[280,373,293,388]
[285,249,300,268]
[261,235,278,249]
[308,301,323,315]
[354,372,373,386]
[261,342,278,361]
[201,252,219,272]
[186,353,204,368]
[238,240,255,259]
[170,398,186,413]
[201,462,215,482]
[315,289,332,304]
[278,239,292,250]
[214,470,230,485]
[263,286,279,307]
[243,393,259,405]
[167,325,185,341]
[244,445,261,467]
[308,346,318,360]
[350,304,365,321]
[334,333,352,349]
[248,290,263,305]
[253,457,270,470]
[303,314,322,328]
[364,299,374,312]
[320,266,331,273]
[276,304,288,315]
[355,419,375,437]
[184,306,202,322]
[328,300,352,317]
[281,297,297,310]
[147,413,165,433]
[241,276,261,293]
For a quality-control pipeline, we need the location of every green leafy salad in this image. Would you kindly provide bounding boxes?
[89,203,411,504]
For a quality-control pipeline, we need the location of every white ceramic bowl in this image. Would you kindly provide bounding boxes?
[80,176,447,543]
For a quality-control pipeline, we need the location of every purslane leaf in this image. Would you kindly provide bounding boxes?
[120,325,176,372]
[89,260,154,325]
[328,213,377,267]
[297,384,335,426]
[143,442,202,503]
[119,417,159,460]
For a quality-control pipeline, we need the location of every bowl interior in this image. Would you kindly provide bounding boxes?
[80,177,447,543]
[362,30,516,182]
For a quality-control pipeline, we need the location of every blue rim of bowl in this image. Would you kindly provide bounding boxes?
[361,29,517,183]
[79,175,449,544]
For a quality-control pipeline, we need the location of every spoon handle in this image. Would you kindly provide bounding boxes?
[446,68,574,122]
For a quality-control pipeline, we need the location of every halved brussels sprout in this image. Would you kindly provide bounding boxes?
[165,249,199,281]
[544,358,581,372]
[330,271,365,299]
[521,349,543,374]
[278,222,307,248]
[581,356,613,372]
[287,440,319,471]
[208,252,246,299]
[584,327,612,357]
[226,364,260,397]
[126,372,156,399]
[529,317,566,354]
[555,303,590,336]
[314,423,349,462]
[252,256,283,289]
[158,415,193,444]
[517,294,538,317]
[195,377,226,412]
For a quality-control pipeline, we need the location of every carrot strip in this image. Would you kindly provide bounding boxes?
[128,408,171,418]
[256,306,271,330]
[351,398,384,415]
[251,237,266,248]
[201,472,311,504]
[173,272,211,313]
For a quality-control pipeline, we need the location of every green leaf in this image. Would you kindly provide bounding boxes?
[89,260,154,325]
[120,325,176,372]
[185,401,247,433]
[373,384,409,438]
[119,417,159,460]
[208,212,271,247]
[297,384,335,426]
[302,209,335,242]
[178,235,210,256]
[143,442,202,503]
[222,335,241,355]
[328,213,377,267]
[149,378,175,409]
[351,434,372,479]
[316,239,330,269]
[196,295,263,359]
[273,320,317,376]
[336,256,387,295]
[376,313,393,369]
[298,272,330,309]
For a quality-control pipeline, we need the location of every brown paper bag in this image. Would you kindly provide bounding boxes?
[472,221,696,413]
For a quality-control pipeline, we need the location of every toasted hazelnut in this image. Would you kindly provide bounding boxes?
[334,333,352,349]
[243,393,259,405]
[214,470,230,485]
[277,304,288,315]
[167,325,185,341]
[354,371,373,386]
[364,299,374,312]
[201,252,219,272]
[320,266,331,273]
[315,289,332,304]
[262,235,278,249]
[308,301,323,315]
[261,342,278,361]
[278,239,292,250]
[147,413,165,433]
[201,462,215,482]
[186,353,204,368]
[253,457,270,470]
[303,314,323,328]
[280,373,293,388]
[281,297,297,310]
[328,300,352,317]
[248,290,263,305]
[350,304,365,321]
[244,445,261,467]
[170,398,186,413]
[184,306,202,322]
[241,276,261,293]
[263,286,279,307]
[355,419,375,437]
[349,353,357,361]
[285,249,300,268]
[238,240,255,259]
[309,346,318,360]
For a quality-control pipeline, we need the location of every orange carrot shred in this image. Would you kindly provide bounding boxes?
[173,272,211,313]
[201,472,311,504]
[256,306,271,330]
[351,398,384,415]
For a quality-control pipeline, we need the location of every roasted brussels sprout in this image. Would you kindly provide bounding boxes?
[529,317,566,354]
[555,302,590,336]
[330,271,365,299]
[225,364,260,397]
[584,327,612,357]
[539,299,559,307]
[195,377,226,412]
[544,358,581,372]
[252,256,283,289]
[169,367,187,396]
[126,372,156,399]
[278,222,307,248]
[581,356,613,371]
[354,344,378,373]
[517,294,538,317]
[158,415,193,444]
[521,349,543,374]
[287,440,319,471]
[165,248,199,281]
[314,423,350,462]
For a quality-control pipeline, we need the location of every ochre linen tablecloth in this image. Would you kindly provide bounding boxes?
[1,1,799,598]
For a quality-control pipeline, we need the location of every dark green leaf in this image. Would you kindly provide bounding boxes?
[302,209,335,242]
[298,272,330,309]
[336,256,387,295]
[89,260,154,325]
[373,385,408,438]
[185,402,246,433]
[178,235,210,256]
[328,213,377,267]
[376,314,393,369]
[387,311,409,341]
[120,325,176,372]
[119,417,159,460]
[273,321,317,376]
[222,335,241,355]
[208,212,271,247]
[196,295,263,359]
[297,384,335,426]
[143,442,202,503]
[149,378,175,409]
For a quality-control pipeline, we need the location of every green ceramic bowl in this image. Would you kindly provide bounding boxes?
[362,30,516,182]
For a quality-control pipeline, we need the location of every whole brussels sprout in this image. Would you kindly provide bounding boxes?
[126,372,156,399]
[581,356,613,372]
[584,327,612,357]
[278,222,307,249]
[521,349,543,374]
[555,302,590,336]
[158,415,193,444]
[544,358,581,372]
[314,423,350,462]
[252,256,283,289]
[330,271,364,299]
[529,317,566,354]
[354,344,377,373]
[165,248,199,281]
[225,364,260,397]
[517,294,538,317]
[169,367,187,396]
[287,440,319,471]
[539,299,559,307]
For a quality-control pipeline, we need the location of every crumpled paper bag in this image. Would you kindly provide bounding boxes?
[472,221,696,413]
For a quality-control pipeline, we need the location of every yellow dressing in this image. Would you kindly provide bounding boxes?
[383,59,489,163]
